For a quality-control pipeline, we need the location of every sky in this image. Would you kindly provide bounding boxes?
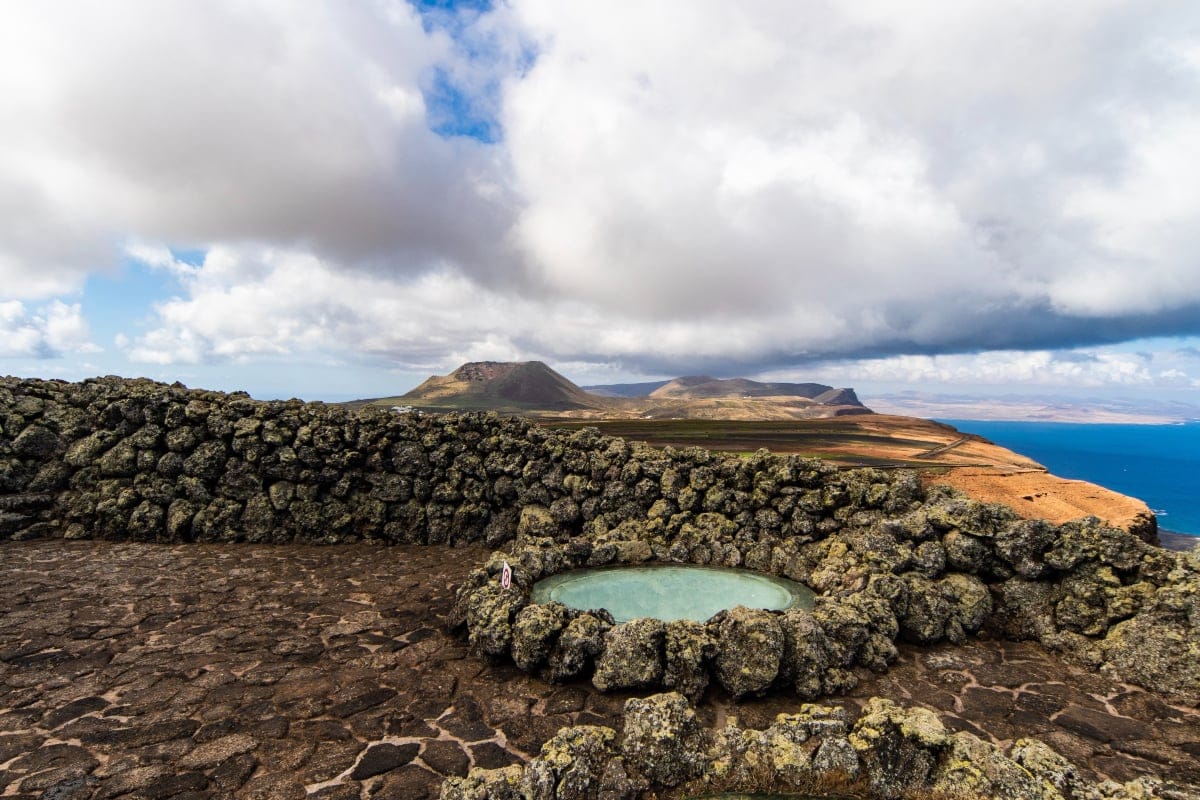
[2,1,1200,406]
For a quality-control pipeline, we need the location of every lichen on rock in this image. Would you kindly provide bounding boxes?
[592,618,665,692]
[662,618,715,701]
[437,692,1162,800]
[511,601,572,671]
[849,697,948,799]
[619,693,705,787]
[712,606,785,698]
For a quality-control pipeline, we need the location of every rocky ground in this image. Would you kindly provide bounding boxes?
[1,541,1197,799]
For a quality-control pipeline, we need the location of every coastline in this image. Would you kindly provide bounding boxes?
[869,397,1198,425]
[937,419,1200,543]
[926,466,1160,542]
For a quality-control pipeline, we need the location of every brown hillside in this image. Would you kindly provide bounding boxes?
[649,375,861,404]
[366,362,867,420]
[930,467,1157,540]
[402,361,608,411]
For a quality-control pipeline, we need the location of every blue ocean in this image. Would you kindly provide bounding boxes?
[939,420,1200,540]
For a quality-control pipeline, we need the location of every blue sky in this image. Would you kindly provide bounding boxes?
[2,1,1200,410]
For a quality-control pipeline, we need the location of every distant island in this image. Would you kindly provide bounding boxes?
[871,392,1200,425]
[351,360,870,420]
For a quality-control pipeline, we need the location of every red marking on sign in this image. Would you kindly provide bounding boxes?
[501,561,512,590]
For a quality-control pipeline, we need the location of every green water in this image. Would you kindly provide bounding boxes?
[531,564,814,623]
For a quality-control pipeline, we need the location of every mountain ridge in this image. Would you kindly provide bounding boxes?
[648,375,861,405]
[357,361,869,420]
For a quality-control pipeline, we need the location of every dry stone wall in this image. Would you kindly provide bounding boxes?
[1,376,1198,702]
[0,376,925,549]
[441,692,1195,800]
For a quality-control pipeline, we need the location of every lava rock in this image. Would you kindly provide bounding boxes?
[931,731,1063,800]
[712,606,785,698]
[523,725,616,800]
[620,693,705,787]
[662,619,714,702]
[465,583,526,661]
[349,742,419,780]
[511,601,571,671]
[849,697,949,799]
[544,612,611,683]
[592,618,665,692]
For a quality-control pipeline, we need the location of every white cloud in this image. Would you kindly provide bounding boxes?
[1053,114,1200,315]
[124,242,200,280]
[122,244,870,371]
[121,238,1200,398]
[0,1,513,299]
[6,1,1200,376]
[500,0,1200,340]
[0,300,98,358]
[126,246,519,367]
[769,346,1200,391]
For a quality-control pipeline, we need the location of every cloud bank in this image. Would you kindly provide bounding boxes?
[0,301,96,358]
[780,347,1200,392]
[0,1,512,293]
[3,1,1200,385]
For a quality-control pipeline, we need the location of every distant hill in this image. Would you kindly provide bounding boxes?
[353,361,870,419]
[648,376,863,406]
[399,361,606,411]
[583,380,671,398]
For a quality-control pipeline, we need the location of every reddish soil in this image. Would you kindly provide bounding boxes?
[929,467,1157,537]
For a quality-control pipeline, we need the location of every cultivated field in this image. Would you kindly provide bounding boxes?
[542,415,1037,469]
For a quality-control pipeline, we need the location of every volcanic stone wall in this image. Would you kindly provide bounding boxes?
[0,376,921,548]
[1,375,1198,702]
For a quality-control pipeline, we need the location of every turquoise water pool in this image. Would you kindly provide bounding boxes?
[531,564,814,623]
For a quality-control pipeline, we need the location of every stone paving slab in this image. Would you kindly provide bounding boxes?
[0,541,1197,799]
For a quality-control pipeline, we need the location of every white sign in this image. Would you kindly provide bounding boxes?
[501,561,512,590]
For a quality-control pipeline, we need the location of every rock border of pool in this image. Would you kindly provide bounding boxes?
[449,536,996,701]
[451,508,1200,703]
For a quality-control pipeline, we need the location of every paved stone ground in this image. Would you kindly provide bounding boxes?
[1,541,1197,800]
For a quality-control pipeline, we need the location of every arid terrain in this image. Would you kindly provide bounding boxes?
[870,394,1200,425]
[2,540,1196,799]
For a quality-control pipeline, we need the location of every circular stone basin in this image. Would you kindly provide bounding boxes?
[531,564,814,624]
